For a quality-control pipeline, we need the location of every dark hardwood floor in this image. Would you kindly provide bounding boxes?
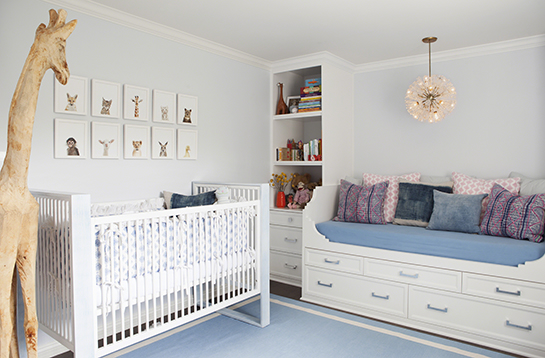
[52,281,301,358]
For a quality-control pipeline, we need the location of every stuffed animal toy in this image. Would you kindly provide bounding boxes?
[292,181,311,209]
[291,173,311,192]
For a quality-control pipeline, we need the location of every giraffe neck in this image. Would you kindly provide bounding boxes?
[1,42,49,189]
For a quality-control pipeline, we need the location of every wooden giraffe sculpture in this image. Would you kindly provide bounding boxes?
[0,9,76,358]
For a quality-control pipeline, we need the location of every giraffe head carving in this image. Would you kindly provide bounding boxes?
[34,9,77,85]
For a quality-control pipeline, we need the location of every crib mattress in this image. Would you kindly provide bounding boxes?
[315,221,545,266]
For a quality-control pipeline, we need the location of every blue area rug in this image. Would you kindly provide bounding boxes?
[115,295,513,358]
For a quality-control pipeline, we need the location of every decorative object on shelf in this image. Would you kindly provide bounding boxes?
[275,82,288,115]
[287,96,300,113]
[405,37,456,123]
[0,9,77,358]
[270,172,291,207]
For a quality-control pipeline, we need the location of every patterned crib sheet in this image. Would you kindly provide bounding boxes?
[94,208,255,286]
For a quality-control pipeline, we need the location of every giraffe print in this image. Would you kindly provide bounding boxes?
[132,95,143,118]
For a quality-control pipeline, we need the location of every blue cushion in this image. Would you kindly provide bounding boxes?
[394,181,453,227]
[427,191,487,234]
[171,190,216,208]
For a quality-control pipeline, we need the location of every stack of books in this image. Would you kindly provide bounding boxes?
[299,78,321,113]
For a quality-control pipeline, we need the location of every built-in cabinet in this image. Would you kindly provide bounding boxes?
[269,55,354,286]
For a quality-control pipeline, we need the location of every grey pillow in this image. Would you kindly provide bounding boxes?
[427,190,488,234]
[509,171,545,195]
[394,181,453,227]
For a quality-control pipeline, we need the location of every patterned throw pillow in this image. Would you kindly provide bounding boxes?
[452,172,521,219]
[480,184,545,242]
[363,172,421,222]
[334,179,388,224]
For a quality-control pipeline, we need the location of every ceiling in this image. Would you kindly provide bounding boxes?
[80,0,545,65]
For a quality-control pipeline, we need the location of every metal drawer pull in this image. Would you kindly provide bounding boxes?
[324,258,340,265]
[506,320,532,331]
[399,271,419,279]
[496,287,521,296]
[427,304,448,313]
[284,263,298,270]
[371,292,390,300]
[287,217,293,223]
[284,237,298,243]
[317,281,333,288]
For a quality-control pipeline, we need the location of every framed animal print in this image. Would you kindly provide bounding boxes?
[152,90,176,124]
[91,79,121,118]
[91,122,120,159]
[124,124,149,159]
[151,127,175,159]
[54,118,88,159]
[177,129,197,160]
[54,75,88,115]
[124,85,149,121]
[177,94,198,126]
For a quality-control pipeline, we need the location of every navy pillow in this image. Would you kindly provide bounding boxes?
[394,182,453,227]
[427,190,488,234]
[171,190,216,209]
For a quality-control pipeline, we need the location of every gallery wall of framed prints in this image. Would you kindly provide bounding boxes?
[54,74,198,160]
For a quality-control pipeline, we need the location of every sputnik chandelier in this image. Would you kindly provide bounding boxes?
[405,37,456,123]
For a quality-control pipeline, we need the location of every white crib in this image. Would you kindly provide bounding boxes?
[32,182,269,357]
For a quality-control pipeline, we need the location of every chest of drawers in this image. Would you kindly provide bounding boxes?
[270,208,302,286]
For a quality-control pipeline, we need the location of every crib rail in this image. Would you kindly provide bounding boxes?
[33,183,269,358]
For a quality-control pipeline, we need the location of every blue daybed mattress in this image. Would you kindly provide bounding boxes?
[315,221,545,267]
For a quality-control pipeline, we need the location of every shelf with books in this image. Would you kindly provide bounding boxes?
[274,160,322,166]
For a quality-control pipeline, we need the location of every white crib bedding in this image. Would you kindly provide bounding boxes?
[94,208,256,306]
[96,250,255,307]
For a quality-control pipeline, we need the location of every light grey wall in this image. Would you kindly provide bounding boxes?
[0,0,270,203]
[354,46,545,180]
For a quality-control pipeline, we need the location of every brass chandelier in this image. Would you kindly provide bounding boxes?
[405,37,456,123]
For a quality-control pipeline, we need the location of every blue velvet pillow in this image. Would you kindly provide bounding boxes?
[394,181,453,227]
[427,190,488,234]
[171,190,216,209]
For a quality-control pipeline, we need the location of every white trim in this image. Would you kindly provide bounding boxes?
[355,34,545,73]
[38,341,69,358]
[42,0,544,73]
[42,0,271,70]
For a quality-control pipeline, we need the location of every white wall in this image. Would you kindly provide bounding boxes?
[0,0,270,203]
[354,46,545,180]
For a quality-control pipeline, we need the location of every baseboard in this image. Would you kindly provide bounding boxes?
[38,341,69,358]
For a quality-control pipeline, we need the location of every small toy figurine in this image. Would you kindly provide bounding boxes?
[287,193,296,209]
[292,181,311,209]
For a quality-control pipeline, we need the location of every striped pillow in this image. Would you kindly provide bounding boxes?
[480,184,545,242]
[334,179,388,224]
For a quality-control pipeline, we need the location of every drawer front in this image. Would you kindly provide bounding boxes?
[270,251,302,279]
[409,286,545,351]
[305,267,407,317]
[270,225,302,254]
[463,273,545,309]
[306,248,363,275]
[365,258,461,292]
[270,210,302,228]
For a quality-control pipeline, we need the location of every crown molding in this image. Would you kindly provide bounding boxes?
[42,0,272,70]
[270,51,356,74]
[355,34,545,73]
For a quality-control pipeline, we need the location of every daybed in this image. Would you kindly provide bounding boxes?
[302,173,545,358]
[33,182,269,358]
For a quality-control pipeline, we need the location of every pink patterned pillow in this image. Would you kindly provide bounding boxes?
[481,184,545,242]
[363,172,421,222]
[452,172,521,219]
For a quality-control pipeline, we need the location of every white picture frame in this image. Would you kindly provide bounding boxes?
[54,75,88,115]
[91,122,120,159]
[151,127,176,159]
[177,94,198,125]
[152,90,176,124]
[177,129,197,160]
[124,85,149,121]
[54,118,88,158]
[91,79,121,118]
[124,124,150,159]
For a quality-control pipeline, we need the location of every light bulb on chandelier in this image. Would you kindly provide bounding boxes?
[405,37,456,123]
